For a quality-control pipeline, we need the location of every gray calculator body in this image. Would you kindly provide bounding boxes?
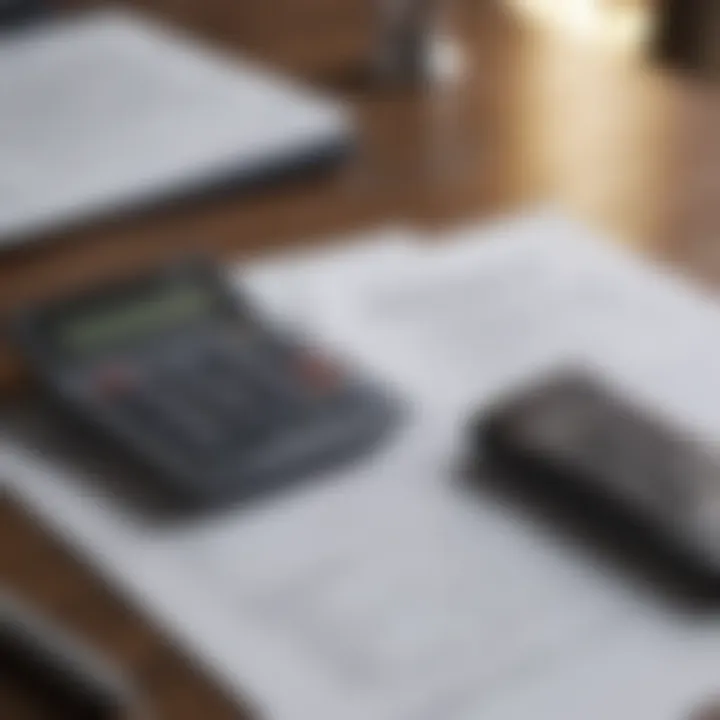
[14,260,401,511]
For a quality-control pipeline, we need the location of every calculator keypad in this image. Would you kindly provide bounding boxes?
[84,335,354,473]
[19,262,400,510]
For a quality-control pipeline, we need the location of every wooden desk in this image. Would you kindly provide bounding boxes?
[2,1,720,716]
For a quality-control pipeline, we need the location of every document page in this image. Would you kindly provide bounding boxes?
[4,213,720,720]
[0,8,348,244]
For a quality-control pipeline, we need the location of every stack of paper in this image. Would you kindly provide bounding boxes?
[4,211,720,720]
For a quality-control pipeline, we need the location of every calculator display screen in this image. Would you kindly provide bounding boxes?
[56,283,219,357]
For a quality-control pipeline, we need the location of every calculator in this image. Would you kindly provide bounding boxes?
[14,260,402,511]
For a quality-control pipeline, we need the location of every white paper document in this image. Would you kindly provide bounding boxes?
[0,7,350,245]
[4,213,720,720]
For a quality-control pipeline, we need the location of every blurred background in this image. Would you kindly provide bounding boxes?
[2,1,720,718]
[0,0,717,315]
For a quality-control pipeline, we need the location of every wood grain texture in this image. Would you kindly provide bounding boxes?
[2,0,720,717]
[0,499,253,718]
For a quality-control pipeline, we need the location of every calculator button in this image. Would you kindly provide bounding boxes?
[293,351,344,395]
[91,363,139,399]
[117,382,223,458]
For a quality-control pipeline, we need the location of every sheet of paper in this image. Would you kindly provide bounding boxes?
[348,211,720,435]
[317,210,720,720]
[4,213,720,720]
[0,7,349,244]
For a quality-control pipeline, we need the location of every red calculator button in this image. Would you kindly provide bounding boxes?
[93,364,139,399]
[294,352,344,394]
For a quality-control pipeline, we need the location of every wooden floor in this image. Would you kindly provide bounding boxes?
[2,0,720,717]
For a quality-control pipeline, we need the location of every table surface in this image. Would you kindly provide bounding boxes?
[2,0,720,717]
